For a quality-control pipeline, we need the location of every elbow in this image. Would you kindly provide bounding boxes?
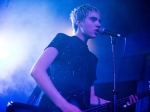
[30,66,47,78]
[30,67,39,78]
[30,68,36,78]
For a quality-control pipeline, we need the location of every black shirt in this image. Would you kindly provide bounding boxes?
[40,33,98,110]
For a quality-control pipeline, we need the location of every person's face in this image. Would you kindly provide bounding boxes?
[79,11,101,38]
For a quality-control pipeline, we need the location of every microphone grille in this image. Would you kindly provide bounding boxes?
[99,28,105,33]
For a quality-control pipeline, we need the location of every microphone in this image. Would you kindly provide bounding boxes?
[99,28,121,37]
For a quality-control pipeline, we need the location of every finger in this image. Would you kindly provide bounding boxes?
[126,101,130,106]
[129,96,133,105]
[135,96,138,102]
[123,101,130,108]
[124,103,129,108]
[131,95,136,103]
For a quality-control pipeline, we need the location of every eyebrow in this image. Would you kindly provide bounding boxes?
[89,17,101,22]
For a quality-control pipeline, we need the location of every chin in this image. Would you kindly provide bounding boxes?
[86,33,97,39]
[90,34,97,39]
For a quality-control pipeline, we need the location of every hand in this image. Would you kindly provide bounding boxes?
[125,95,138,107]
[60,102,82,112]
[90,95,110,105]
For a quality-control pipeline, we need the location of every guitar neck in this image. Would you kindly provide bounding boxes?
[83,90,150,112]
[116,90,150,108]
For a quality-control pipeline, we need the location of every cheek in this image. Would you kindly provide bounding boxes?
[82,27,90,34]
[81,22,93,34]
[83,24,91,32]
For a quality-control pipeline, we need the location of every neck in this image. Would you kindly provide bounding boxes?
[75,30,88,44]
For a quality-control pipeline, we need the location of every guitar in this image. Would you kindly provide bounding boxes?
[83,89,150,112]
[6,89,150,112]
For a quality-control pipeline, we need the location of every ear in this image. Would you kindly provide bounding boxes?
[75,20,82,27]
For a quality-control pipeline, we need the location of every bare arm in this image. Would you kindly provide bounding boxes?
[90,86,109,105]
[31,47,81,112]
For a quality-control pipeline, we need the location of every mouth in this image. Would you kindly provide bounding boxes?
[94,29,99,34]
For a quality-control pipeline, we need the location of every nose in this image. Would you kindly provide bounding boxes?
[96,20,101,28]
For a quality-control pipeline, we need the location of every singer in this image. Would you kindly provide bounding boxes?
[30,4,138,112]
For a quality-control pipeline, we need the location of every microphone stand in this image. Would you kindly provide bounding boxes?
[110,36,117,112]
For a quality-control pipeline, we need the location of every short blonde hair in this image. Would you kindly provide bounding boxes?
[70,4,100,33]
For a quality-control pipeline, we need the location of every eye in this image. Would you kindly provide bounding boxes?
[90,17,101,23]
[90,17,97,22]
